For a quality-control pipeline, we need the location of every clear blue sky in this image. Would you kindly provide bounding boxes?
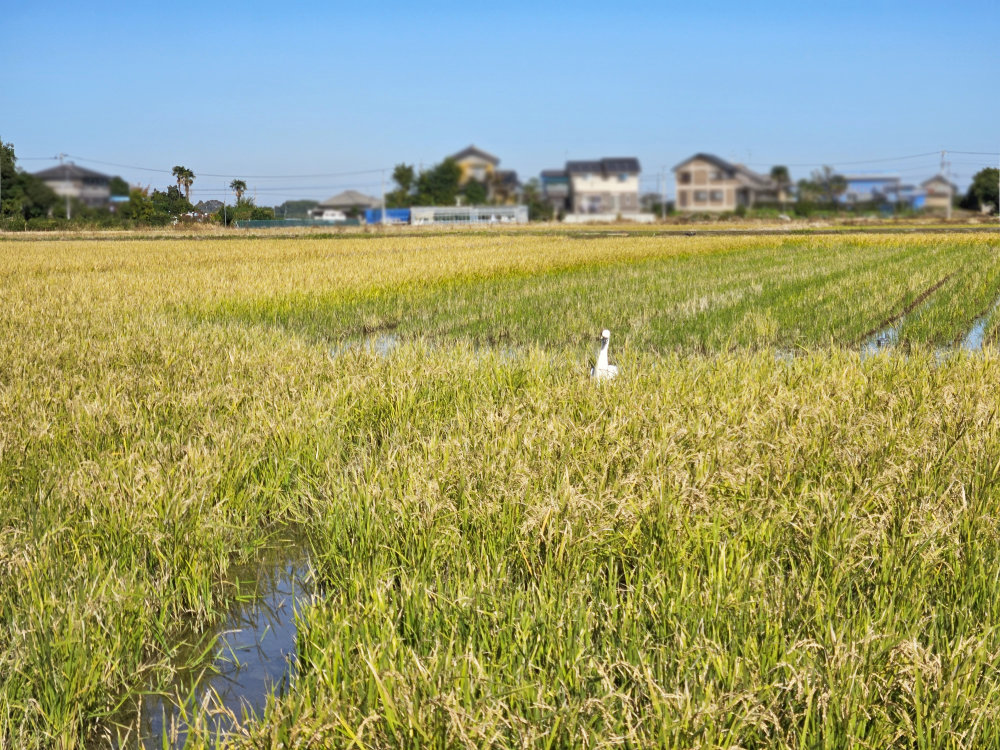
[4,0,997,203]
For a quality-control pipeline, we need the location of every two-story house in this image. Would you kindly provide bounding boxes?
[674,153,777,212]
[449,145,519,203]
[565,158,641,215]
[33,162,112,208]
[540,169,571,214]
[920,175,957,211]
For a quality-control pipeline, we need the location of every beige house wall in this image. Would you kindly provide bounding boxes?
[924,193,952,209]
[922,180,954,210]
[675,157,740,212]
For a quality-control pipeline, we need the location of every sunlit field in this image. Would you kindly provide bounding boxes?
[4,230,1000,748]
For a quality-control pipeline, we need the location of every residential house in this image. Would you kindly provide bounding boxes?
[540,169,570,214]
[33,162,112,208]
[673,154,778,212]
[448,145,519,202]
[309,190,380,219]
[920,175,957,211]
[450,145,500,184]
[565,158,641,215]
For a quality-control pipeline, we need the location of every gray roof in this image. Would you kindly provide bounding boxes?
[541,169,568,178]
[672,152,737,173]
[566,157,640,176]
[318,190,380,209]
[921,174,958,191]
[673,153,773,187]
[495,170,519,188]
[449,145,500,165]
[33,162,111,181]
[733,164,772,187]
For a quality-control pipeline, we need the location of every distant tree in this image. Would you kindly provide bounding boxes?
[392,163,415,194]
[275,199,319,219]
[521,178,554,222]
[215,197,273,226]
[414,158,462,206]
[463,179,488,205]
[386,163,416,208]
[150,185,193,217]
[800,166,846,206]
[961,168,999,214]
[109,176,130,197]
[770,165,791,210]
[172,166,195,201]
[229,179,247,202]
[1,138,58,219]
[119,188,156,223]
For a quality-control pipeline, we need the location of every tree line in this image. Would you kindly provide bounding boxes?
[0,140,274,228]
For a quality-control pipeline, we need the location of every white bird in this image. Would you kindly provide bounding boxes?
[590,329,619,380]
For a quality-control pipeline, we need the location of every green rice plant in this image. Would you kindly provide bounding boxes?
[2,230,1000,748]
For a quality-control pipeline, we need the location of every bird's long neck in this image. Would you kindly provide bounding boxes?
[597,339,609,368]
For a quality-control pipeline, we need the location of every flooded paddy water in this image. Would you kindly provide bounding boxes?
[101,546,312,748]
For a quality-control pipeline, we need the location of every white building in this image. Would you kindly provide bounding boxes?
[33,162,112,208]
[565,158,641,215]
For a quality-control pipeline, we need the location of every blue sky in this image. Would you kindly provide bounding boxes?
[4,0,997,203]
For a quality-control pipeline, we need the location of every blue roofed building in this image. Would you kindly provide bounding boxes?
[841,174,903,205]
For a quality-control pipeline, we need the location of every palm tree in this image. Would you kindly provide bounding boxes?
[172,166,195,201]
[230,179,247,202]
[770,165,791,211]
[171,165,194,201]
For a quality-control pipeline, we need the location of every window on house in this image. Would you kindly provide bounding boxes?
[679,172,692,184]
[694,191,708,202]
[618,173,628,182]
[710,190,724,202]
[710,170,724,181]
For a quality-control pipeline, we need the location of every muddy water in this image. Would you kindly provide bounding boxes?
[105,547,312,748]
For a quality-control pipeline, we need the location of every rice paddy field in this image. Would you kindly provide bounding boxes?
[4,229,1000,748]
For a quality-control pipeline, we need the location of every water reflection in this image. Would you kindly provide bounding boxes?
[107,548,311,748]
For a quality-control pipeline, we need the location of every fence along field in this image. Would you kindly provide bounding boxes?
[3,231,1000,748]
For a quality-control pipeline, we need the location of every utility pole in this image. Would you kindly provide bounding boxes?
[941,150,952,221]
[59,153,71,220]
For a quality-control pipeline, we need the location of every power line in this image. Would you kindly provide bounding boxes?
[744,151,939,168]
[64,154,391,179]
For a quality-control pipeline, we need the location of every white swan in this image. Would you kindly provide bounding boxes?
[590,329,619,380]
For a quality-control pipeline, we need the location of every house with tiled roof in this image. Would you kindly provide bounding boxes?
[673,153,779,212]
[920,174,957,211]
[33,162,112,208]
[565,157,641,215]
[448,145,519,203]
